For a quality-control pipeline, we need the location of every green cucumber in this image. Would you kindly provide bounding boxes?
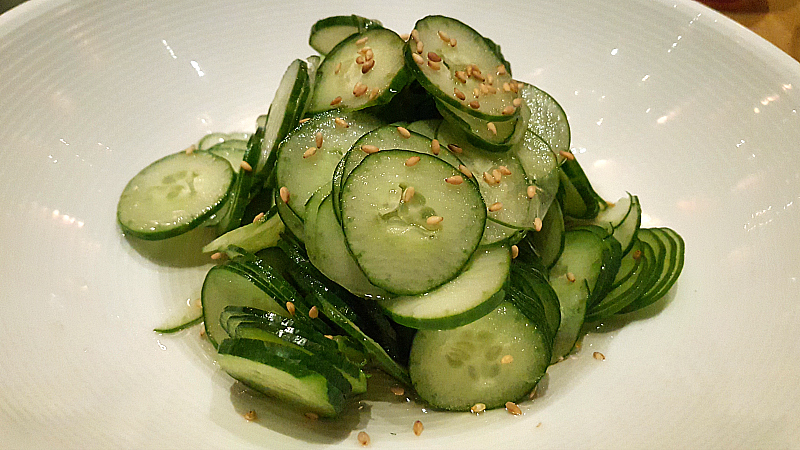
[308,15,383,55]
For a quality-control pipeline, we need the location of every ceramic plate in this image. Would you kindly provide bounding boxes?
[1,0,798,448]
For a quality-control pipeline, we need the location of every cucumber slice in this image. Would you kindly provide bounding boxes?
[559,156,606,220]
[308,28,410,114]
[519,82,570,161]
[308,15,383,55]
[202,211,284,255]
[197,132,250,151]
[619,228,684,313]
[216,125,266,232]
[435,98,528,152]
[378,245,510,330]
[510,261,561,343]
[568,194,641,256]
[408,301,550,411]
[513,130,560,218]
[117,150,234,240]
[340,150,486,295]
[481,218,524,246]
[206,140,248,173]
[406,15,520,122]
[405,119,442,140]
[520,199,565,269]
[216,338,350,417]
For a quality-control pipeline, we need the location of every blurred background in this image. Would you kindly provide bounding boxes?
[0,0,798,60]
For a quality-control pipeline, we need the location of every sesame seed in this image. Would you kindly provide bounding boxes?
[426,215,443,226]
[492,169,503,182]
[469,100,480,109]
[534,217,543,232]
[513,97,522,107]
[356,36,368,46]
[470,403,486,413]
[503,82,511,92]
[335,117,350,128]
[473,87,481,98]
[244,410,258,421]
[488,202,503,212]
[501,354,514,364]
[559,150,575,160]
[361,59,375,74]
[449,37,457,47]
[353,82,368,97]
[361,144,380,154]
[502,105,516,115]
[334,62,342,74]
[253,212,265,223]
[200,329,206,338]
[487,74,494,85]
[496,64,507,75]
[403,186,415,202]
[633,249,643,260]
[505,402,522,416]
[309,306,319,319]
[210,252,224,260]
[184,144,196,155]
[357,431,370,446]
[483,171,497,185]
[412,52,425,65]
[356,55,365,65]
[566,272,576,282]
[459,164,473,178]
[466,65,473,77]
[397,126,411,138]
[365,48,374,61]
[472,72,485,82]
[240,160,253,172]
[480,83,490,95]
[511,245,519,259]
[413,420,424,436]
[315,132,323,149]
[303,147,317,158]
[455,71,467,83]
[369,88,379,100]
[358,46,372,55]
[331,96,342,106]
[487,122,497,135]
[499,165,512,175]
[286,301,296,315]
[411,29,420,41]
[527,185,537,198]
[431,139,440,155]
[427,60,441,70]
[445,175,464,185]
[299,117,310,124]
[594,351,606,360]
[416,40,424,54]
[390,386,405,396]
[438,30,450,42]
[454,87,466,100]
[427,52,442,62]
[536,422,543,428]
[447,143,463,153]
[399,33,410,41]
[305,412,319,420]
[405,156,420,166]
[279,186,290,203]
[510,81,520,93]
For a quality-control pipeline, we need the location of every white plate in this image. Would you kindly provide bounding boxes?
[1,1,798,448]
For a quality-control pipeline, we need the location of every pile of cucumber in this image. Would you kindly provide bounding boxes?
[119,14,684,418]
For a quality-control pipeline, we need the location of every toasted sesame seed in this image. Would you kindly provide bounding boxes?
[369,88,379,100]
[286,301,296,315]
[445,175,464,185]
[466,65,473,77]
[309,306,319,319]
[502,105,516,115]
[455,71,467,83]
[499,165,512,175]
[253,212,265,223]
[334,62,342,74]
[413,420,424,436]
[454,88,466,100]
[299,117,310,124]
[303,147,317,158]
[279,186,290,203]
[331,96,343,106]
[324,334,334,339]
[361,144,380,154]
[353,82,368,97]
[492,169,503,182]
[534,217,543,232]
[403,186,415,203]
[365,48,374,61]
[356,36,369,46]
[427,60,441,70]
[480,83,490,95]
[510,81,520,93]
[527,185,537,198]
[315,132,323,149]
[511,245,519,259]
[529,387,538,399]
[513,97,522,107]
[487,75,494,85]
[335,117,349,128]
[469,100,480,109]
[447,143,463,153]
[397,126,411,138]
[211,252,224,260]
[358,46,371,55]
[559,150,575,160]
[411,29,420,41]
[496,64,507,76]
[537,422,543,428]
[200,329,206,338]
[399,33,410,41]
[594,351,606,360]
[405,156,420,166]
[305,412,319,420]
[361,58,375,73]
[416,40,424,54]
[483,171,497,185]
[412,52,425,65]
[470,403,486,413]
[458,164,473,178]
[449,37,457,47]
[240,160,253,172]
[633,249,643,260]
[471,65,481,76]
[356,55,365,65]
[390,386,405,396]
[473,87,481,98]
[431,139,440,155]
[184,144,196,155]
[357,431,370,446]
[426,215,443,226]
[244,410,258,421]
[487,122,497,135]
[427,51,442,62]
[501,354,514,364]
[472,72,485,82]
[566,272,576,282]
[488,202,503,212]
[503,82,511,92]
[438,30,450,42]
[505,402,522,415]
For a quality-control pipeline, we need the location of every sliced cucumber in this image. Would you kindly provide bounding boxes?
[481,218,524,246]
[409,301,550,411]
[586,238,657,321]
[308,28,410,114]
[117,150,234,240]
[378,245,510,329]
[216,338,350,417]
[618,228,684,314]
[568,194,641,256]
[206,140,248,173]
[197,132,250,151]
[308,15,383,55]
[519,82,570,161]
[340,150,486,295]
[216,125,266,232]
[559,156,606,220]
[202,211,284,255]
[510,261,561,343]
[520,199,565,269]
[435,98,528,152]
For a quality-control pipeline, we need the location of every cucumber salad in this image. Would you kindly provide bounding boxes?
[120,15,685,421]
